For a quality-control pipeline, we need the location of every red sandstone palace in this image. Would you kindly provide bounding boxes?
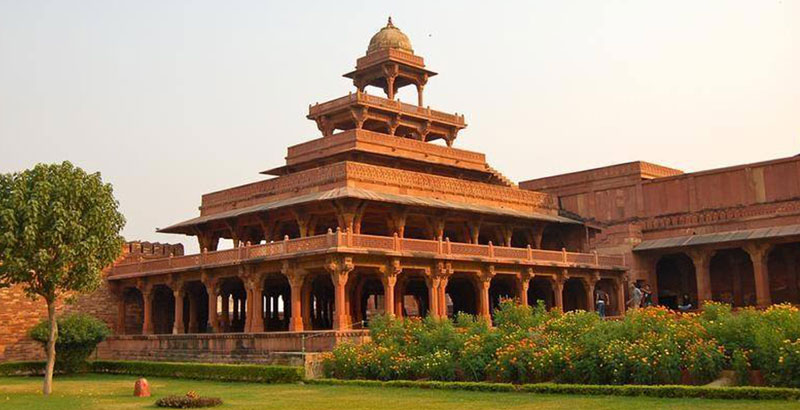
[1,19,798,363]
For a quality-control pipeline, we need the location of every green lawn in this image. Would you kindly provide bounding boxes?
[0,374,797,410]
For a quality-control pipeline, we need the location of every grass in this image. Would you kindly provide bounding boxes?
[0,374,798,410]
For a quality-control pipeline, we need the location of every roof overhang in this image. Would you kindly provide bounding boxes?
[633,224,800,252]
[159,187,580,235]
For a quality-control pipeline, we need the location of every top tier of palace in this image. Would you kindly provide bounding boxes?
[158,19,580,247]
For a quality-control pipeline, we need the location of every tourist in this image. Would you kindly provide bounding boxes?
[627,282,643,310]
[642,284,654,307]
[595,289,607,318]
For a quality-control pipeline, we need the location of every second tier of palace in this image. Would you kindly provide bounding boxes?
[108,19,626,336]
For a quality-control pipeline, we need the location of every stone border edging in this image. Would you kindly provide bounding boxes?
[306,378,800,401]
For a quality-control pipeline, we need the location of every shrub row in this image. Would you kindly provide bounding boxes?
[0,361,46,376]
[90,360,303,383]
[322,302,800,387]
[309,378,800,401]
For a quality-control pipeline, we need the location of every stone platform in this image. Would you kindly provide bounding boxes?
[95,330,370,366]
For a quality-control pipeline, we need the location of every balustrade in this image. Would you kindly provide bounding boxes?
[109,230,625,279]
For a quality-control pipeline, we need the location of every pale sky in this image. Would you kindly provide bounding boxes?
[1,1,798,253]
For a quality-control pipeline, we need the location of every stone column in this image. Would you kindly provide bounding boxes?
[172,288,185,334]
[745,243,772,308]
[690,249,713,307]
[426,275,440,319]
[326,256,354,330]
[585,275,598,313]
[518,269,532,306]
[382,259,401,317]
[141,285,154,335]
[616,277,626,316]
[438,277,449,318]
[248,278,265,333]
[202,275,219,333]
[221,293,230,332]
[288,272,306,332]
[552,274,565,311]
[479,266,494,322]
[188,293,199,333]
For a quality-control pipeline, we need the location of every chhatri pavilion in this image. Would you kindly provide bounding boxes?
[106,18,626,344]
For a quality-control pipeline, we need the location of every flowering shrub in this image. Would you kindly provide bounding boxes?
[321,302,800,387]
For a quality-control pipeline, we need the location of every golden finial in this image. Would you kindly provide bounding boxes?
[387,16,394,27]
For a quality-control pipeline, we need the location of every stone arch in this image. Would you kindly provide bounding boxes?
[489,274,517,315]
[767,243,800,305]
[218,277,247,332]
[123,287,144,335]
[305,274,334,330]
[445,273,479,317]
[655,253,698,310]
[182,281,209,334]
[563,278,588,312]
[151,284,175,335]
[349,272,385,325]
[710,248,756,307]
[263,273,291,331]
[528,277,555,309]
[397,273,430,318]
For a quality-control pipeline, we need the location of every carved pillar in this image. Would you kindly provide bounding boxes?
[220,292,230,332]
[499,225,513,247]
[426,273,440,319]
[202,273,218,333]
[616,276,626,316]
[438,276,449,318]
[246,275,265,333]
[479,266,495,321]
[140,284,154,335]
[745,243,772,308]
[585,272,600,312]
[326,256,354,330]
[552,272,566,311]
[283,261,307,332]
[690,249,713,307]
[173,287,185,334]
[518,268,532,306]
[381,259,401,317]
[467,220,481,244]
[389,208,407,238]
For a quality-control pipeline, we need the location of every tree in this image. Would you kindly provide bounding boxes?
[0,161,125,395]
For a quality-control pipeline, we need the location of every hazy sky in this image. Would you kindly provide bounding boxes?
[1,1,798,253]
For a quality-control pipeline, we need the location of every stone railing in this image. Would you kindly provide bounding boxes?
[355,48,425,69]
[309,92,465,126]
[109,230,626,280]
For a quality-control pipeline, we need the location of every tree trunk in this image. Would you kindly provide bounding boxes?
[43,298,57,396]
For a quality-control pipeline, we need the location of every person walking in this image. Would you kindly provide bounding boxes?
[627,282,643,310]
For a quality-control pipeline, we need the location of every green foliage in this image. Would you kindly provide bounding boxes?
[28,313,110,373]
[322,303,799,388]
[155,392,223,408]
[90,361,303,383]
[309,378,800,401]
[0,161,126,299]
[0,361,46,376]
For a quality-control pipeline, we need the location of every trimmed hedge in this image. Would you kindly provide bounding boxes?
[0,361,46,376]
[90,361,303,383]
[308,378,800,401]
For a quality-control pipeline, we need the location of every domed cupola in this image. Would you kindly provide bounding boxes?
[367,17,414,54]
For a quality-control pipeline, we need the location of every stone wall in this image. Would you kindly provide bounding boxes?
[0,282,118,362]
[0,241,181,363]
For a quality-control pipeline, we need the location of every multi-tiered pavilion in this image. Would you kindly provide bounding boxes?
[106,19,626,350]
